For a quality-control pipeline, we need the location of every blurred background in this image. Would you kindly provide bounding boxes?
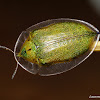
[0,0,100,100]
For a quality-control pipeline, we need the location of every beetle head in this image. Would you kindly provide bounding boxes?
[17,37,37,63]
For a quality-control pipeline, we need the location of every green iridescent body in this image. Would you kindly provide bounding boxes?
[18,22,96,66]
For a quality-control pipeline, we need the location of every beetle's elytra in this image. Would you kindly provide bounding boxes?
[0,18,100,77]
[18,22,96,66]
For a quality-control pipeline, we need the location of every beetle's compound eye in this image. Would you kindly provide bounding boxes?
[21,48,27,57]
[27,48,31,51]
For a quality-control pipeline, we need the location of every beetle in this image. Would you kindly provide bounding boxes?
[0,18,100,79]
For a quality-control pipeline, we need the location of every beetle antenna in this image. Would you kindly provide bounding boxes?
[12,63,18,79]
[0,45,19,79]
[0,45,14,53]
